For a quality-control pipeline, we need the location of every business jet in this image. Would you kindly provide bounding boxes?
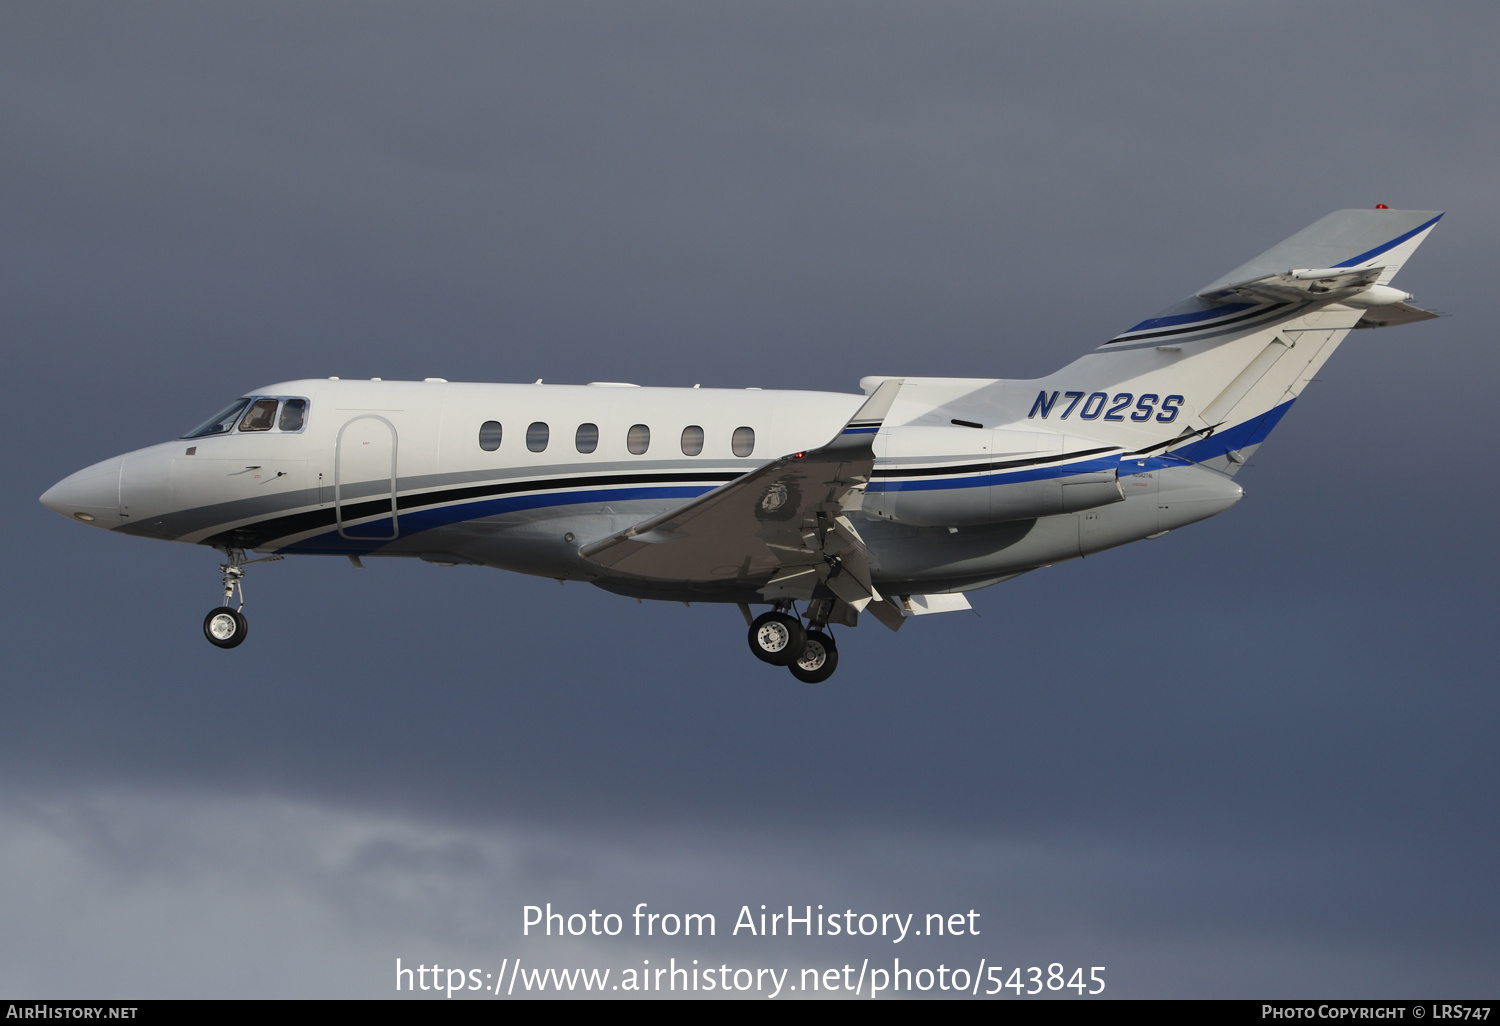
[40,208,1441,682]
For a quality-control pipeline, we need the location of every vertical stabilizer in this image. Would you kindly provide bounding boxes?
[915,208,1442,476]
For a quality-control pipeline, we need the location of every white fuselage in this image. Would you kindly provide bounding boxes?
[42,376,1243,604]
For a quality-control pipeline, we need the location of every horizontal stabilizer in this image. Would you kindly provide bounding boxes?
[1198,266,1384,304]
[1107,209,1442,347]
[1351,301,1441,329]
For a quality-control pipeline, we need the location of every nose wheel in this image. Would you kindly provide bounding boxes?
[203,548,281,649]
[204,606,248,648]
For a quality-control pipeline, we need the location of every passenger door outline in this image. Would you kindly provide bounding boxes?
[335,415,399,540]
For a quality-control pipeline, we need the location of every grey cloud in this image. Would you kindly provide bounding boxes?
[2,788,1493,997]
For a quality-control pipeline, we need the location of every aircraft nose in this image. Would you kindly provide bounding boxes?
[40,456,125,526]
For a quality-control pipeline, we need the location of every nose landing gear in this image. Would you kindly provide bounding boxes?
[203,548,281,649]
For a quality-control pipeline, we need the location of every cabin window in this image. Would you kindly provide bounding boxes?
[626,424,650,455]
[732,426,755,457]
[526,422,549,452]
[238,398,280,432]
[680,425,704,456]
[478,421,503,451]
[183,399,252,439]
[575,423,599,453]
[278,399,308,432]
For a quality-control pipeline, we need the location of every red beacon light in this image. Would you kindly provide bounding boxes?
[1376,204,1390,209]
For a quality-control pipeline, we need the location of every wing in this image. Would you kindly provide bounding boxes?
[578,380,903,611]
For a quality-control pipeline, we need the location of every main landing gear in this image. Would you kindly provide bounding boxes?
[746,606,840,684]
[203,548,281,649]
[790,630,838,684]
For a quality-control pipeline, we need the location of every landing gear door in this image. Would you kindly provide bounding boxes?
[336,415,399,540]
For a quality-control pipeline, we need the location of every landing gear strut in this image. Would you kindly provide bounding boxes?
[203,548,281,649]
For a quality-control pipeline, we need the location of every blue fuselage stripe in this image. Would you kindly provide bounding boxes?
[279,485,716,553]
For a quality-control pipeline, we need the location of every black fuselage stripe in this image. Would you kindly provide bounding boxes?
[396,470,737,510]
[872,446,1119,479]
[206,470,743,547]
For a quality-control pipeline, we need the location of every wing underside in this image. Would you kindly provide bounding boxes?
[579,381,903,617]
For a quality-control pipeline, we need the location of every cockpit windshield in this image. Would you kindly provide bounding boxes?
[183,399,252,439]
[238,398,279,432]
[182,396,310,438]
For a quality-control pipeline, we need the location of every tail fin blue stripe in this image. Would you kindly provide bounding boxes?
[1171,399,1295,464]
[1333,213,1444,268]
[1125,302,1255,334]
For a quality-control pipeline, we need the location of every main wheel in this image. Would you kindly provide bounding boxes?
[788,630,839,683]
[203,606,248,649]
[747,611,806,666]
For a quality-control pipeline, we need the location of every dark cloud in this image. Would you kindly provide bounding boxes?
[3,1,1497,996]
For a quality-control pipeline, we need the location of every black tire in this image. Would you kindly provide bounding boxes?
[203,606,248,649]
[747,611,806,666]
[788,630,838,683]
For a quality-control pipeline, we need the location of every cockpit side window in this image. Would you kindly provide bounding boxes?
[278,399,308,432]
[239,398,279,432]
[183,399,252,439]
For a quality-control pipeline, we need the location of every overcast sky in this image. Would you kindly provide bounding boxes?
[3,1,1497,999]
